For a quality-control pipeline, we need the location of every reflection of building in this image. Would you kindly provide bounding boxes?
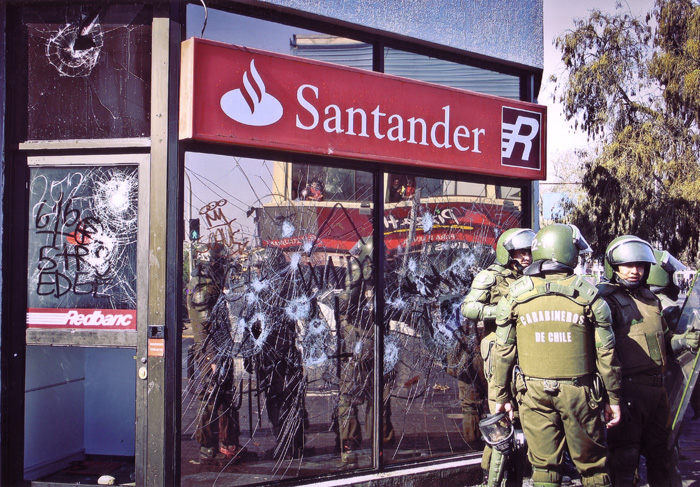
[1,1,544,486]
[266,160,525,254]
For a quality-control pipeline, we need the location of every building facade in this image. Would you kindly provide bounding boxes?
[0,1,544,486]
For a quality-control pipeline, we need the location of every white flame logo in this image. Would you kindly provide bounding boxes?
[220,59,283,126]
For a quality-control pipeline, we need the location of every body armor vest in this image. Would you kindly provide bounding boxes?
[599,284,666,375]
[513,275,596,378]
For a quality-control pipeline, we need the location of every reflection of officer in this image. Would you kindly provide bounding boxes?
[255,316,306,459]
[187,244,242,465]
[337,237,394,466]
[246,251,307,459]
[491,224,622,487]
[461,228,534,481]
[599,236,700,487]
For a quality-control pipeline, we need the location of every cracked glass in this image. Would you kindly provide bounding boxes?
[22,4,151,141]
[180,153,524,484]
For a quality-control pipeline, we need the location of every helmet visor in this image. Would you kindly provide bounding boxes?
[503,229,535,253]
[657,250,686,274]
[607,237,655,266]
[570,225,592,254]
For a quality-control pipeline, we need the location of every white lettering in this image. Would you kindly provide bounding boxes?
[453,125,470,151]
[372,106,386,139]
[324,104,343,133]
[346,107,369,137]
[65,310,132,327]
[430,106,452,148]
[473,128,485,153]
[407,117,429,145]
[296,84,319,130]
[294,94,486,153]
[387,114,405,141]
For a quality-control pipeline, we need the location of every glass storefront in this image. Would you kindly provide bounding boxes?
[180,154,525,484]
[5,3,539,485]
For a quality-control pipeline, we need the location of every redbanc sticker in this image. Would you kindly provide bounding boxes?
[26,308,136,330]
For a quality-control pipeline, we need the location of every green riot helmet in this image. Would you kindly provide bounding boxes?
[647,249,686,288]
[530,223,592,268]
[495,228,536,266]
[347,236,374,285]
[604,235,656,281]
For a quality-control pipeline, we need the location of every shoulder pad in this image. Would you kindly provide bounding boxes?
[509,276,535,301]
[472,269,497,290]
[488,263,508,272]
[591,298,615,349]
[571,275,598,305]
[571,276,598,302]
[596,282,618,297]
[487,263,512,277]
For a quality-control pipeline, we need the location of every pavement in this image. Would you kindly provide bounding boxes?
[674,409,700,487]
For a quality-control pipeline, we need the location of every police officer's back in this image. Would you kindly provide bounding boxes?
[490,224,622,487]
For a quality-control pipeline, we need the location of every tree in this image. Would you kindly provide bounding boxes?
[552,0,700,265]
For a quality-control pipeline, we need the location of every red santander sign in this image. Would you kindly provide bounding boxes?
[180,38,546,180]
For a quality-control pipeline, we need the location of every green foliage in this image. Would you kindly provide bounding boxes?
[554,0,700,266]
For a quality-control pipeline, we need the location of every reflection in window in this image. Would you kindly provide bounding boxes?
[384,48,520,99]
[181,153,525,484]
[23,5,152,140]
[292,35,373,70]
[292,163,372,202]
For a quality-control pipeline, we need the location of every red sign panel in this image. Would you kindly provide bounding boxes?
[26,308,136,330]
[180,38,547,180]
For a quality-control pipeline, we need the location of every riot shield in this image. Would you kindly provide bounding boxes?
[666,275,700,448]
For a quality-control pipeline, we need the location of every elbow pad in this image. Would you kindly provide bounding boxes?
[591,298,615,349]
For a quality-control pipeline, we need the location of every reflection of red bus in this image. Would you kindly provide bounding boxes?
[257,198,519,255]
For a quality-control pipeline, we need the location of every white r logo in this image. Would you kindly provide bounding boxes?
[501,107,542,170]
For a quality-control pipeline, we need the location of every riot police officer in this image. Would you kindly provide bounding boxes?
[648,249,686,332]
[491,224,622,487]
[648,249,688,487]
[599,236,700,487]
[337,237,394,466]
[187,243,243,465]
[461,227,535,483]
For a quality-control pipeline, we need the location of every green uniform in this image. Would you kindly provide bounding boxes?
[337,250,394,461]
[598,283,674,487]
[461,263,520,464]
[491,272,621,487]
[186,264,240,453]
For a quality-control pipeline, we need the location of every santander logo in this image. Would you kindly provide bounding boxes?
[220,59,283,126]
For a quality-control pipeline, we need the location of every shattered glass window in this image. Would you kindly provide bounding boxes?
[22,5,151,140]
[180,153,524,483]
